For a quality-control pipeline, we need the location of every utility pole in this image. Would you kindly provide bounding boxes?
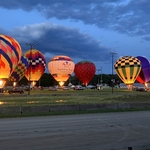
[110,52,117,94]
[97,67,102,89]
[100,66,102,86]
[26,43,36,95]
[97,69,100,85]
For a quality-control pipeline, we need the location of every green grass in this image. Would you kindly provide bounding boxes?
[0,88,150,107]
[0,88,150,118]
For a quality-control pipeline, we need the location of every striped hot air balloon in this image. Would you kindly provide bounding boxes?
[9,56,29,86]
[0,34,22,88]
[114,56,141,88]
[24,49,46,87]
[48,55,75,86]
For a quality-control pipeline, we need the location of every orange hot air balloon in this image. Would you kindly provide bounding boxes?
[24,49,46,87]
[48,55,75,86]
[0,34,22,88]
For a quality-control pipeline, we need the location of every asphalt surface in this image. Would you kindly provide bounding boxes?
[0,111,150,150]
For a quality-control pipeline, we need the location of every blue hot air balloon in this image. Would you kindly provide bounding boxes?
[136,56,150,88]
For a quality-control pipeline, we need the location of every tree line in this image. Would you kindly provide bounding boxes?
[7,73,120,87]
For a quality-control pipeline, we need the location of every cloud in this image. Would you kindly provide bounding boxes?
[6,22,111,65]
[0,0,150,37]
[143,36,150,41]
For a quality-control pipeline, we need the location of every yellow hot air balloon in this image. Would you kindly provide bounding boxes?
[0,34,22,88]
[48,55,75,86]
[114,56,141,89]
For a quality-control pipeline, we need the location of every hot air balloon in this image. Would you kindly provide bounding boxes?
[48,55,75,86]
[136,56,150,88]
[24,49,46,87]
[9,56,29,87]
[74,60,96,86]
[114,56,141,89]
[0,34,22,88]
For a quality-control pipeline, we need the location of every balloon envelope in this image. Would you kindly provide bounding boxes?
[74,60,96,86]
[9,56,29,82]
[0,34,22,79]
[24,49,46,81]
[136,56,150,84]
[48,55,75,85]
[114,56,141,85]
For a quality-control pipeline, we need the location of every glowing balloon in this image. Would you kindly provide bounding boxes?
[136,56,150,88]
[9,56,29,86]
[0,80,6,88]
[0,34,22,79]
[48,55,75,86]
[24,49,46,86]
[114,56,141,86]
[74,60,96,86]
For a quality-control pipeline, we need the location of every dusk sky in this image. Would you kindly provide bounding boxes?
[0,0,150,74]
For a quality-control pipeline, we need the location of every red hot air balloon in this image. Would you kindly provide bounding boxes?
[74,60,96,86]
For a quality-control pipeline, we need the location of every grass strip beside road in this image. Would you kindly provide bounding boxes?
[0,108,150,118]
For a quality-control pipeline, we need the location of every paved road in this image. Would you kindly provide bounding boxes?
[0,111,150,150]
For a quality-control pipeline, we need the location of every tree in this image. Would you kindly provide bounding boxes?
[5,73,121,87]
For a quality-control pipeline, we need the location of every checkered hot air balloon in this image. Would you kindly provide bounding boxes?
[0,34,22,79]
[114,56,141,86]
[9,56,29,84]
[24,49,46,87]
[48,55,75,86]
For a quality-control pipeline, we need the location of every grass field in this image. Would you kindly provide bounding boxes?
[0,87,150,118]
[0,87,150,107]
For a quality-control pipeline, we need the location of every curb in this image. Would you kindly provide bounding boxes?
[0,103,150,114]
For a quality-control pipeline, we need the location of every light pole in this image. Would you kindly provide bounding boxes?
[97,67,102,90]
[97,67,102,85]
[97,69,100,85]
[110,52,117,94]
[26,43,36,95]
[100,66,102,86]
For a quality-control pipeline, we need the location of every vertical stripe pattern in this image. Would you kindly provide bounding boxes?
[114,56,141,85]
